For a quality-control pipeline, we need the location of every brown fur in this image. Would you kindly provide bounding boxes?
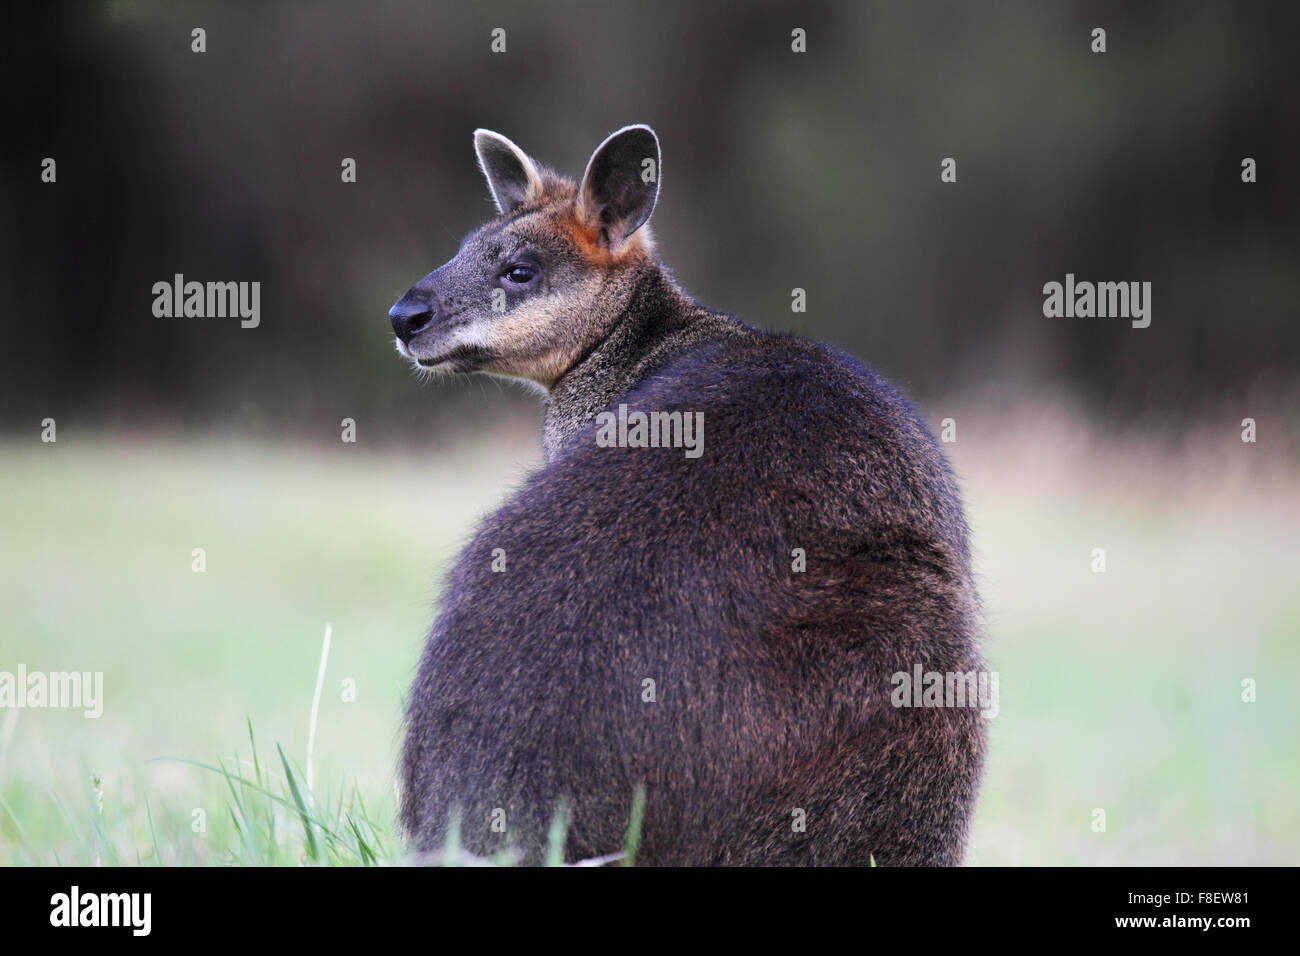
[391,127,986,865]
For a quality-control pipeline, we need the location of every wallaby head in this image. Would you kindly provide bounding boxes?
[390,125,662,386]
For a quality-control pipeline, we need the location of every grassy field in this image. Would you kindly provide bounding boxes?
[1,422,1297,865]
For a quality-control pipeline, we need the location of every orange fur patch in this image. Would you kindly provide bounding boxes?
[508,172,651,267]
[561,208,650,266]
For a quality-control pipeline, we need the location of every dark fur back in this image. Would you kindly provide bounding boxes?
[401,303,986,865]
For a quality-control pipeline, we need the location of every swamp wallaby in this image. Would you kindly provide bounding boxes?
[391,125,986,866]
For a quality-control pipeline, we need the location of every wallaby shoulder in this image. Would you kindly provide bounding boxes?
[547,319,973,576]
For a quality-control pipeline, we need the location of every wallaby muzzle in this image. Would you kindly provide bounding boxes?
[389,270,440,344]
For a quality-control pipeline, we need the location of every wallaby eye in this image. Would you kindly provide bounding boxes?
[504,264,537,284]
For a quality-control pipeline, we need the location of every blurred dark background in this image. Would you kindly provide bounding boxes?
[3,0,1298,440]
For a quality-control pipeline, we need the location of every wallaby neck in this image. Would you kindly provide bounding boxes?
[542,265,744,460]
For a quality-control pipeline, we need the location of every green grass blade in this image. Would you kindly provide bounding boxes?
[278,743,318,862]
[144,794,163,866]
[544,799,570,867]
[621,785,646,867]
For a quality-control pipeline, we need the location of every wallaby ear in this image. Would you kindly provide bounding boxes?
[578,124,661,251]
[474,129,544,215]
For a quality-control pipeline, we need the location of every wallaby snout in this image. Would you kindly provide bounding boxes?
[389,283,434,344]
[388,257,499,371]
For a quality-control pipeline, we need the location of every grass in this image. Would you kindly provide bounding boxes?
[0,424,1297,865]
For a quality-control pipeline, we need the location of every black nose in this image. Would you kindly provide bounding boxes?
[389,298,434,343]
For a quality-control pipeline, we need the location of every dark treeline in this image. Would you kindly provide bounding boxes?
[3,0,1297,437]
